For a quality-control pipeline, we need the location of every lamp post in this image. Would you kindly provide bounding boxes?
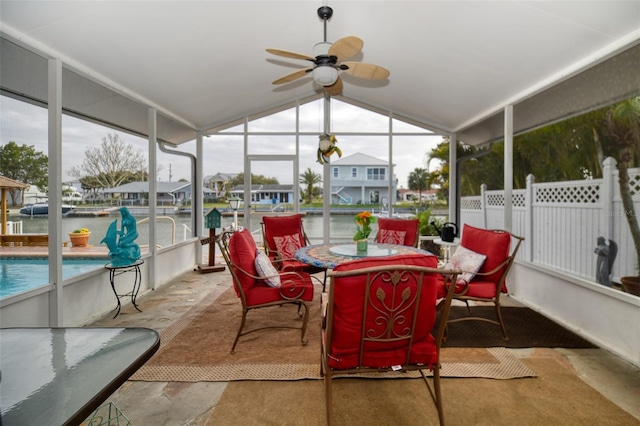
[228,196,240,231]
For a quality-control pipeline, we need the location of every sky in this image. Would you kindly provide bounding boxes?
[1,95,444,191]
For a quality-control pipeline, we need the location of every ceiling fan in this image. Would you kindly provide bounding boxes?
[266,5,390,96]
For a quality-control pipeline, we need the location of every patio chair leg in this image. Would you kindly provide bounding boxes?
[433,365,445,426]
[325,372,333,426]
[300,302,310,346]
[230,309,248,353]
[495,303,509,341]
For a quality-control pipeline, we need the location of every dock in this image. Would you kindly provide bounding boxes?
[68,210,110,217]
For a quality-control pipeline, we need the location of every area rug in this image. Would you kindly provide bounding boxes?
[206,358,638,426]
[131,287,535,382]
[443,306,598,348]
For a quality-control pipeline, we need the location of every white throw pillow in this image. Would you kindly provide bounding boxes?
[254,249,281,288]
[444,245,487,284]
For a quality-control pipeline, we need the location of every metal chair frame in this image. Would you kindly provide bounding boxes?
[446,230,524,340]
[216,230,312,353]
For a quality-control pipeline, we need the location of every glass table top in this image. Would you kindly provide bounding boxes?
[329,244,399,258]
[0,327,159,426]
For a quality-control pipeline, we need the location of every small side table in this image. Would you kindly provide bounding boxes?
[433,238,460,264]
[105,259,144,318]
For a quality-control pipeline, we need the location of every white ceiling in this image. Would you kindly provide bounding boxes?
[1,0,639,144]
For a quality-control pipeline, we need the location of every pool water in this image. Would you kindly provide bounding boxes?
[0,258,108,298]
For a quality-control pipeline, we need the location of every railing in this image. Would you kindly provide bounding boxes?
[460,157,639,284]
[136,216,176,245]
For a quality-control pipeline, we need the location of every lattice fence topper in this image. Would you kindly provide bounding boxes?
[461,198,482,210]
[512,192,526,207]
[536,184,600,204]
[486,193,505,206]
[630,174,640,197]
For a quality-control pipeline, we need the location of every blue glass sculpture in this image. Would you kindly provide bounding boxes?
[101,207,141,267]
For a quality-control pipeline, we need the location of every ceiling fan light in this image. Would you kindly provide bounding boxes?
[313,66,338,86]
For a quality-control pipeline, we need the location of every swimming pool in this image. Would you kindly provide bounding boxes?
[0,258,108,298]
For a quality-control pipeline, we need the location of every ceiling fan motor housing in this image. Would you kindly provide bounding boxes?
[312,42,339,85]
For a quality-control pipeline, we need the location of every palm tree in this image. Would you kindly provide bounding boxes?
[601,98,640,275]
[299,168,322,204]
[408,168,429,208]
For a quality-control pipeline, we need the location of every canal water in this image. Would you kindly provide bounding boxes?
[10,212,361,247]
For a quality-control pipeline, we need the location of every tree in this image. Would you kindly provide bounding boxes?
[228,173,279,189]
[407,168,429,208]
[69,133,146,189]
[601,98,640,275]
[299,168,322,204]
[0,141,48,205]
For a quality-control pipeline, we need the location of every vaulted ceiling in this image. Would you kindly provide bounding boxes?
[1,1,639,145]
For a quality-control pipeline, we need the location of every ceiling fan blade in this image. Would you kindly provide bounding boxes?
[324,76,343,96]
[266,48,316,61]
[341,62,390,80]
[328,36,363,61]
[272,68,312,85]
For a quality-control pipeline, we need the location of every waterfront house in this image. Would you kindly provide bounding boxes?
[329,152,398,205]
[102,181,191,206]
[203,173,238,199]
[230,184,297,206]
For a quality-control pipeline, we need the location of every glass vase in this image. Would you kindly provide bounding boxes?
[356,239,368,254]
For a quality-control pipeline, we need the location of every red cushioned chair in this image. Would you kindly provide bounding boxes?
[261,214,327,288]
[438,224,524,340]
[375,217,420,247]
[322,253,460,426]
[216,228,315,353]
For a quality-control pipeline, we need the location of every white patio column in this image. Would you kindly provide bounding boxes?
[48,58,63,326]
[195,132,204,263]
[323,93,331,243]
[243,117,250,230]
[504,105,514,232]
[448,133,457,223]
[148,108,158,290]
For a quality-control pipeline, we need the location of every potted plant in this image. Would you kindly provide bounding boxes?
[353,211,375,252]
[416,208,444,256]
[69,227,91,247]
[602,98,640,296]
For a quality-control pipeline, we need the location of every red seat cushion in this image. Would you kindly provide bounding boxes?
[460,224,511,289]
[436,278,500,299]
[376,218,419,247]
[244,273,315,305]
[328,253,439,370]
[229,228,314,305]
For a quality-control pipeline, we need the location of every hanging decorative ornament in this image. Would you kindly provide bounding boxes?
[317,133,342,164]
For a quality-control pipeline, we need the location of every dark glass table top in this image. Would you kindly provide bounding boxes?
[0,327,160,426]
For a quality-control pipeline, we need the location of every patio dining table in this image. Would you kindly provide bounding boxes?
[295,242,433,270]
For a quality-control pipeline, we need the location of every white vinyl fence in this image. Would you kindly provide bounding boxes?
[461,157,640,284]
